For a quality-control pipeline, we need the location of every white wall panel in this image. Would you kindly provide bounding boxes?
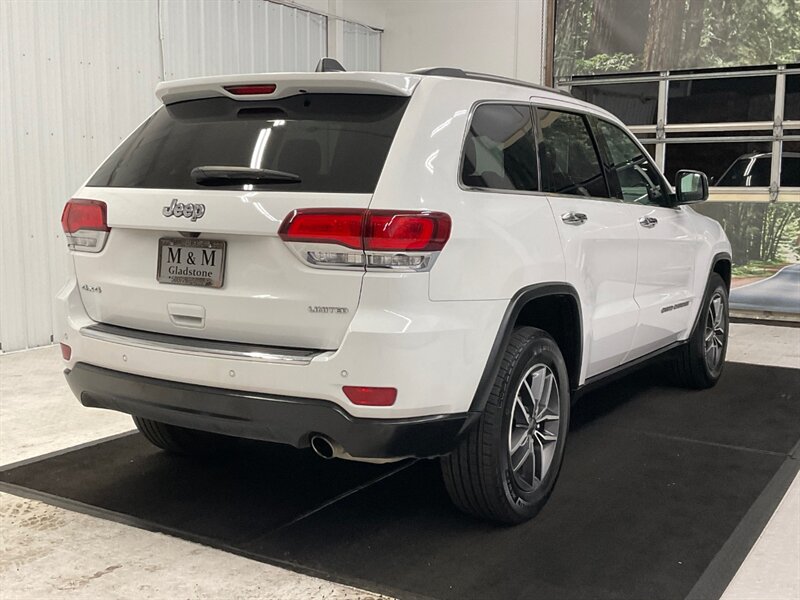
[343,21,380,71]
[1,0,336,352]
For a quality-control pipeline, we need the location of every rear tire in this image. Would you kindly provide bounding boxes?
[672,273,729,389]
[133,416,227,455]
[441,327,570,524]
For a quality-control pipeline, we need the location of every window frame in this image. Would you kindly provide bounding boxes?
[531,103,614,201]
[561,65,800,201]
[590,116,674,208]
[458,100,543,195]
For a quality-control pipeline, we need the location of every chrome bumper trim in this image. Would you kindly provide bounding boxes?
[79,323,325,365]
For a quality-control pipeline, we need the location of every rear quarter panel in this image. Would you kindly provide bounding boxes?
[370,78,565,302]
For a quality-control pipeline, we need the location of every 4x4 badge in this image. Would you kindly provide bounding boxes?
[162,198,206,222]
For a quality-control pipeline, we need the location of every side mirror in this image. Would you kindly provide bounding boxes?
[675,170,709,204]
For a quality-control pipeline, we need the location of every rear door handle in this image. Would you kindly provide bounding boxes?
[639,216,658,228]
[561,212,588,225]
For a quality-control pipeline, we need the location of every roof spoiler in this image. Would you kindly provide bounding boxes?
[156,71,420,105]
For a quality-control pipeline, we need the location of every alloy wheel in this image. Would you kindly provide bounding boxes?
[704,291,726,372]
[508,363,560,491]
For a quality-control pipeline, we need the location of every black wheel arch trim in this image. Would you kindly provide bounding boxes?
[689,251,732,337]
[468,283,582,414]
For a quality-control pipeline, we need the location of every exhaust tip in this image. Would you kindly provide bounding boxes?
[310,435,336,459]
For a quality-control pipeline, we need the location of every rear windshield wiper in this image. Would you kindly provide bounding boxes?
[191,166,301,185]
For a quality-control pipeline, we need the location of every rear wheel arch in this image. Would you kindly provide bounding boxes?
[470,283,582,414]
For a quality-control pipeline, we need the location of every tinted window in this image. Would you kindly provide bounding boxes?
[717,155,771,186]
[571,82,658,125]
[536,109,609,198]
[461,104,538,191]
[667,76,775,124]
[664,141,772,183]
[88,94,409,193]
[596,120,667,205]
[781,152,800,187]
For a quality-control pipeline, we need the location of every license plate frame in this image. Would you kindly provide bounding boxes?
[157,238,227,288]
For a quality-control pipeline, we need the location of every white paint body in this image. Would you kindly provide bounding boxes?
[58,71,731,421]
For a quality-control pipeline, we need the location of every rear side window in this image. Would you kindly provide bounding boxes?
[88,94,409,193]
[461,104,538,191]
[536,108,609,198]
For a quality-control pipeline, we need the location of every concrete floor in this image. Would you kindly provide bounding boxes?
[0,323,797,599]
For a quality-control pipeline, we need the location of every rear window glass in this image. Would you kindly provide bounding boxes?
[88,94,409,193]
[461,104,538,191]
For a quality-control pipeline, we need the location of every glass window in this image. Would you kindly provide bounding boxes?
[570,82,658,125]
[663,141,772,184]
[595,120,668,205]
[536,108,609,198]
[461,104,538,191]
[785,76,799,121]
[782,141,800,186]
[88,94,409,193]
[667,76,776,123]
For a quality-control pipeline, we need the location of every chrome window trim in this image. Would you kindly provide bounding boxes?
[80,323,326,365]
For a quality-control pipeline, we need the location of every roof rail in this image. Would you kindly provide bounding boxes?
[410,67,571,96]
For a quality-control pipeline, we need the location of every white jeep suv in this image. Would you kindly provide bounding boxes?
[58,66,732,524]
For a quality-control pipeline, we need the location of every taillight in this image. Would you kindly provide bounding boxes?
[60,343,72,361]
[279,209,451,272]
[224,84,277,95]
[365,211,451,251]
[343,386,397,406]
[61,199,110,252]
[279,209,364,249]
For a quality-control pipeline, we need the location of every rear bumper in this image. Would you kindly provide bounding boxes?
[56,276,507,419]
[66,362,475,460]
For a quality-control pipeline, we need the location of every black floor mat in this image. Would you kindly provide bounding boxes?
[2,362,798,600]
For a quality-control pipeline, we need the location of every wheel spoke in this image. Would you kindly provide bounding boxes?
[537,413,559,422]
[510,430,529,453]
[535,429,557,443]
[711,296,723,328]
[521,378,536,411]
[535,373,554,419]
[515,395,531,425]
[531,436,542,485]
[512,440,532,472]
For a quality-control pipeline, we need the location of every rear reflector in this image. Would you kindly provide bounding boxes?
[61,199,109,233]
[224,84,277,95]
[60,343,72,361]
[279,209,451,252]
[343,386,397,406]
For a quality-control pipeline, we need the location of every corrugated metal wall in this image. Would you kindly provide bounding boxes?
[1,0,380,353]
[343,21,381,71]
[161,0,326,78]
[0,0,164,353]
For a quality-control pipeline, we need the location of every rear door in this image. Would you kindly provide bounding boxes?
[535,106,640,380]
[592,118,699,358]
[72,92,409,349]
